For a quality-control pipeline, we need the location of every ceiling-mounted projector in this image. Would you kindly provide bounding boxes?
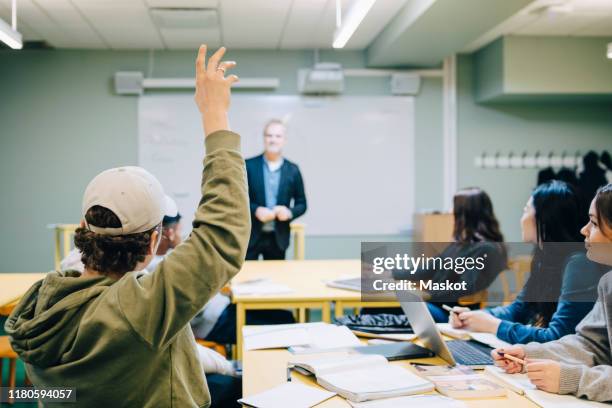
[298,63,344,94]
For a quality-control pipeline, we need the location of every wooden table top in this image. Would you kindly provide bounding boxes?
[231,260,368,303]
[242,341,539,408]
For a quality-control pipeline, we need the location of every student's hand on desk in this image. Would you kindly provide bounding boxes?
[448,307,470,328]
[525,359,561,393]
[194,44,239,136]
[454,310,501,333]
[492,345,526,374]
[255,207,276,223]
[274,206,292,221]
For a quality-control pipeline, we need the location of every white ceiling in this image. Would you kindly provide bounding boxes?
[465,0,612,52]
[0,0,409,50]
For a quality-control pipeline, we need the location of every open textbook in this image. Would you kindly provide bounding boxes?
[436,323,512,349]
[289,353,434,402]
[485,366,609,407]
[243,323,360,351]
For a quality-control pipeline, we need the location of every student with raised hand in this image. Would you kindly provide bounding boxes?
[450,181,605,344]
[5,45,248,408]
[492,184,612,402]
[394,187,507,322]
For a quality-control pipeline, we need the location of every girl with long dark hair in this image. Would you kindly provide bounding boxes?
[396,187,507,322]
[451,181,604,344]
[492,184,612,402]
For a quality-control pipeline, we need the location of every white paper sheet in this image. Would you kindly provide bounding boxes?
[243,327,310,351]
[348,394,466,408]
[436,323,512,349]
[232,279,293,296]
[238,382,336,408]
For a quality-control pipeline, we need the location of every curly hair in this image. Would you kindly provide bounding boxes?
[74,205,158,275]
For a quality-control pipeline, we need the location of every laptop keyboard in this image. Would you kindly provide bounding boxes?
[446,340,494,366]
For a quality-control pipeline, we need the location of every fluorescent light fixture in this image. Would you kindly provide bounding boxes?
[333,0,377,49]
[0,16,22,49]
[608,42,612,59]
[0,0,22,49]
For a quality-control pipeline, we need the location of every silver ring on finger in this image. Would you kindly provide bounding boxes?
[217,66,226,74]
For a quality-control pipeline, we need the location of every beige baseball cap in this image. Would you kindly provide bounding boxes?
[82,166,166,236]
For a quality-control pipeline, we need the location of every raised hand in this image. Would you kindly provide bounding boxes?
[194,45,239,136]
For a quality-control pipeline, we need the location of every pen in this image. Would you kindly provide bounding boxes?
[442,304,458,314]
[497,351,526,365]
[286,364,294,382]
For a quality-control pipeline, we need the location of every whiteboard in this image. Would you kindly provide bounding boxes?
[138,94,414,235]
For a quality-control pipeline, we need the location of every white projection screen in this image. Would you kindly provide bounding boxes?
[138,94,414,236]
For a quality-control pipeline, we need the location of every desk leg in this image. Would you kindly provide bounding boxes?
[236,302,246,361]
[298,307,307,323]
[322,302,331,323]
[334,301,345,319]
[54,230,61,271]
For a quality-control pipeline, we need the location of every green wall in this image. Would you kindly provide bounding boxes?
[458,54,612,241]
[475,36,612,102]
[0,49,443,272]
[3,46,609,272]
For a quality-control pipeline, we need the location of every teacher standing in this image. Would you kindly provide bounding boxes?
[245,119,307,260]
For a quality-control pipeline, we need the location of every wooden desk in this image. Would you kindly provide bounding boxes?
[242,343,538,408]
[0,273,47,315]
[232,260,400,359]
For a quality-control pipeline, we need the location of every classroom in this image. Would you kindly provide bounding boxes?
[1,0,612,407]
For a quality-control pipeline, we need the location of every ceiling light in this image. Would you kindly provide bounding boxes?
[333,0,377,49]
[608,42,612,59]
[0,0,22,49]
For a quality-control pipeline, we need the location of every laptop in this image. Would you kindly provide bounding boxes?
[399,293,494,368]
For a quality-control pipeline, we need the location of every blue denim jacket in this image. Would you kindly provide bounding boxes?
[487,253,602,344]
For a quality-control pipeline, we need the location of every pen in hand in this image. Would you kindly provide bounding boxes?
[442,304,459,314]
[497,351,526,365]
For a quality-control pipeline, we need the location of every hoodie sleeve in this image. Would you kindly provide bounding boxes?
[117,130,250,349]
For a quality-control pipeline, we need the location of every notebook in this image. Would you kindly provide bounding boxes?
[412,364,475,377]
[485,366,609,407]
[429,375,507,399]
[287,324,362,353]
[413,363,506,399]
[238,382,336,408]
[436,323,512,349]
[351,331,417,342]
[289,354,434,402]
[244,323,360,352]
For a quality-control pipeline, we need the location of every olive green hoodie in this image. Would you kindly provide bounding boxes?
[4,131,250,408]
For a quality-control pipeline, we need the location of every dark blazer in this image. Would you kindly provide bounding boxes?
[245,154,307,251]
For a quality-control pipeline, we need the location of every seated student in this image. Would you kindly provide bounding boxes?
[5,45,247,407]
[61,196,242,407]
[149,199,293,345]
[451,180,604,344]
[394,187,507,322]
[493,184,612,402]
[146,194,182,271]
